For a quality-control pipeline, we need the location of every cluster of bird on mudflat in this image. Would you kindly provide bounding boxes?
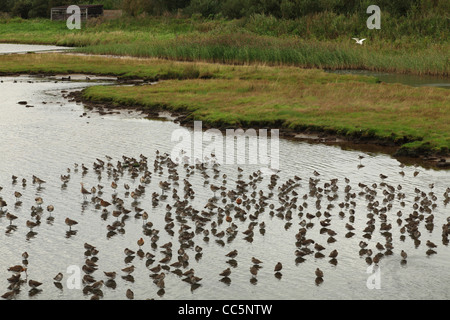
[1,151,449,300]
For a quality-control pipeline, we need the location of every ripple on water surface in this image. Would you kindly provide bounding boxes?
[0,76,449,300]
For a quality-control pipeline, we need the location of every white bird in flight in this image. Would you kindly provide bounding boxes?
[352,38,366,45]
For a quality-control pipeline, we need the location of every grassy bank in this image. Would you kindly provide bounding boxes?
[0,16,448,76]
[82,78,450,157]
[1,53,448,157]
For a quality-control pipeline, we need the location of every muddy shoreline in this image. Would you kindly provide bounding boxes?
[3,71,447,169]
[66,90,450,170]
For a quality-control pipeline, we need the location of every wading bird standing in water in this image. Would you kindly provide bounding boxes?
[65,217,78,231]
[80,183,91,199]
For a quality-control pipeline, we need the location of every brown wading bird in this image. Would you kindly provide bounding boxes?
[314,243,326,251]
[0,199,7,212]
[65,217,78,230]
[220,268,231,278]
[80,183,91,199]
[155,278,165,289]
[100,199,111,208]
[53,273,63,282]
[142,211,148,223]
[188,274,202,285]
[26,220,38,231]
[401,250,407,260]
[2,291,16,300]
[14,191,22,202]
[32,175,46,187]
[35,197,43,207]
[104,271,117,280]
[358,155,365,164]
[8,265,26,273]
[159,181,170,195]
[329,249,338,258]
[225,250,238,258]
[126,289,134,300]
[28,279,42,289]
[250,266,258,277]
[6,212,18,225]
[274,262,283,272]
[315,268,324,278]
[124,248,135,257]
[84,243,96,251]
[121,265,135,274]
[426,240,437,249]
[210,184,220,197]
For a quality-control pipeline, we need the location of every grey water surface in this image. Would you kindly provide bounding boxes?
[0,43,72,55]
[1,40,450,301]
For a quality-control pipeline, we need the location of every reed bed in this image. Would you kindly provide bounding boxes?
[76,34,449,76]
[1,16,448,76]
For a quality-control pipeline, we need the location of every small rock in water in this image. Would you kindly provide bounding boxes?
[18,101,28,105]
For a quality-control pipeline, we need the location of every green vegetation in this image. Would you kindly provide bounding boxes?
[1,0,448,22]
[0,0,122,18]
[81,78,450,157]
[2,53,444,156]
[0,14,448,75]
[0,52,381,82]
[0,1,448,158]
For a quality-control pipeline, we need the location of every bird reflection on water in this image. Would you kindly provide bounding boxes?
[0,150,449,299]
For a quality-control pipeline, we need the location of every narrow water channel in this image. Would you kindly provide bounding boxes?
[0,43,72,55]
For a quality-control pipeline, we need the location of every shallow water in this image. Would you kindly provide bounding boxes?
[0,43,72,55]
[0,75,449,300]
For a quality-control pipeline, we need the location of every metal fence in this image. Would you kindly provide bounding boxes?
[50,6,103,21]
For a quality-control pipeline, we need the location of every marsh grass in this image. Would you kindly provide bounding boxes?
[75,34,449,76]
[81,77,450,156]
[0,15,448,156]
[1,52,448,155]
[19,52,438,156]
[87,81,449,153]
[0,16,448,76]
[0,53,213,80]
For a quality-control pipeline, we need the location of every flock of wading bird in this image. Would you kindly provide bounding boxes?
[1,151,450,300]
